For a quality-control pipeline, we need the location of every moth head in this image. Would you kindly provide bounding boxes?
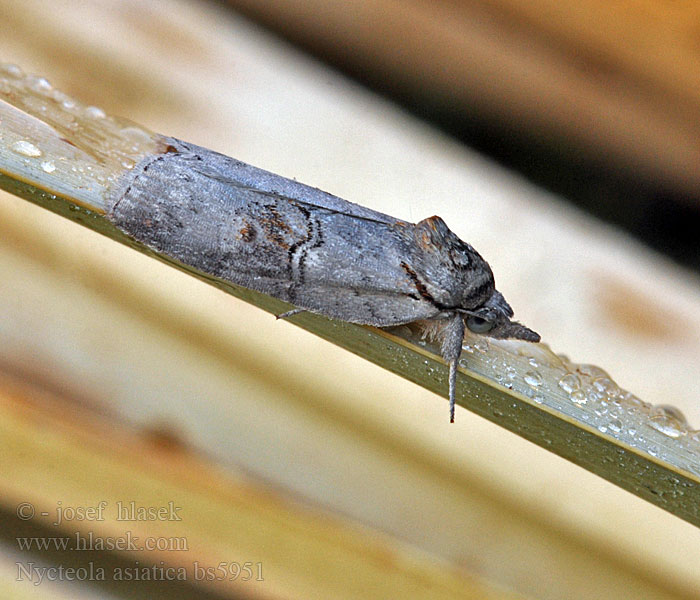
[459,290,540,342]
[413,216,496,305]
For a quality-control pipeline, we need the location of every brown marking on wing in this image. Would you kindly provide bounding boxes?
[401,261,438,306]
[237,221,257,242]
[259,204,294,250]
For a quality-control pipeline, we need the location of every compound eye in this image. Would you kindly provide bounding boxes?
[466,315,494,334]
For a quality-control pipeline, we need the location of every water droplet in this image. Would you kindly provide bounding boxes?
[1,63,24,78]
[504,366,517,381]
[524,371,543,388]
[27,75,52,94]
[648,410,686,438]
[11,140,42,157]
[608,419,622,434]
[587,387,603,404]
[62,98,77,109]
[51,89,70,103]
[528,357,539,368]
[570,390,587,405]
[41,160,56,173]
[620,392,642,407]
[656,405,687,425]
[593,377,620,398]
[85,105,106,119]
[532,394,544,404]
[121,126,151,142]
[121,158,135,169]
[473,340,489,353]
[558,373,581,394]
[576,364,610,380]
[598,425,608,433]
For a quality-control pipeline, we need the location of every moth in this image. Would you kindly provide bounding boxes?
[109,138,540,422]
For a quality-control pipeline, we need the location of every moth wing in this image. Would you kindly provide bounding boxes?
[279,211,445,326]
[172,137,401,225]
[289,285,442,327]
[126,139,446,327]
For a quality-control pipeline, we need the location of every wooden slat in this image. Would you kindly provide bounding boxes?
[0,377,518,600]
[226,0,700,196]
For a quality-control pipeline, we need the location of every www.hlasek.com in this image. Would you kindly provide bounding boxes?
[17,561,264,585]
[17,531,188,552]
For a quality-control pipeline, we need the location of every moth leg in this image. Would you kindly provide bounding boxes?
[440,314,465,423]
[276,308,306,320]
[448,360,458,424]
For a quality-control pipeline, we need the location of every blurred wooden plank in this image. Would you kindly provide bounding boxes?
[0,376,522,600]
[226,0,700,197]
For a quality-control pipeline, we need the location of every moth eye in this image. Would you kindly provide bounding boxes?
[466,315,494,334]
